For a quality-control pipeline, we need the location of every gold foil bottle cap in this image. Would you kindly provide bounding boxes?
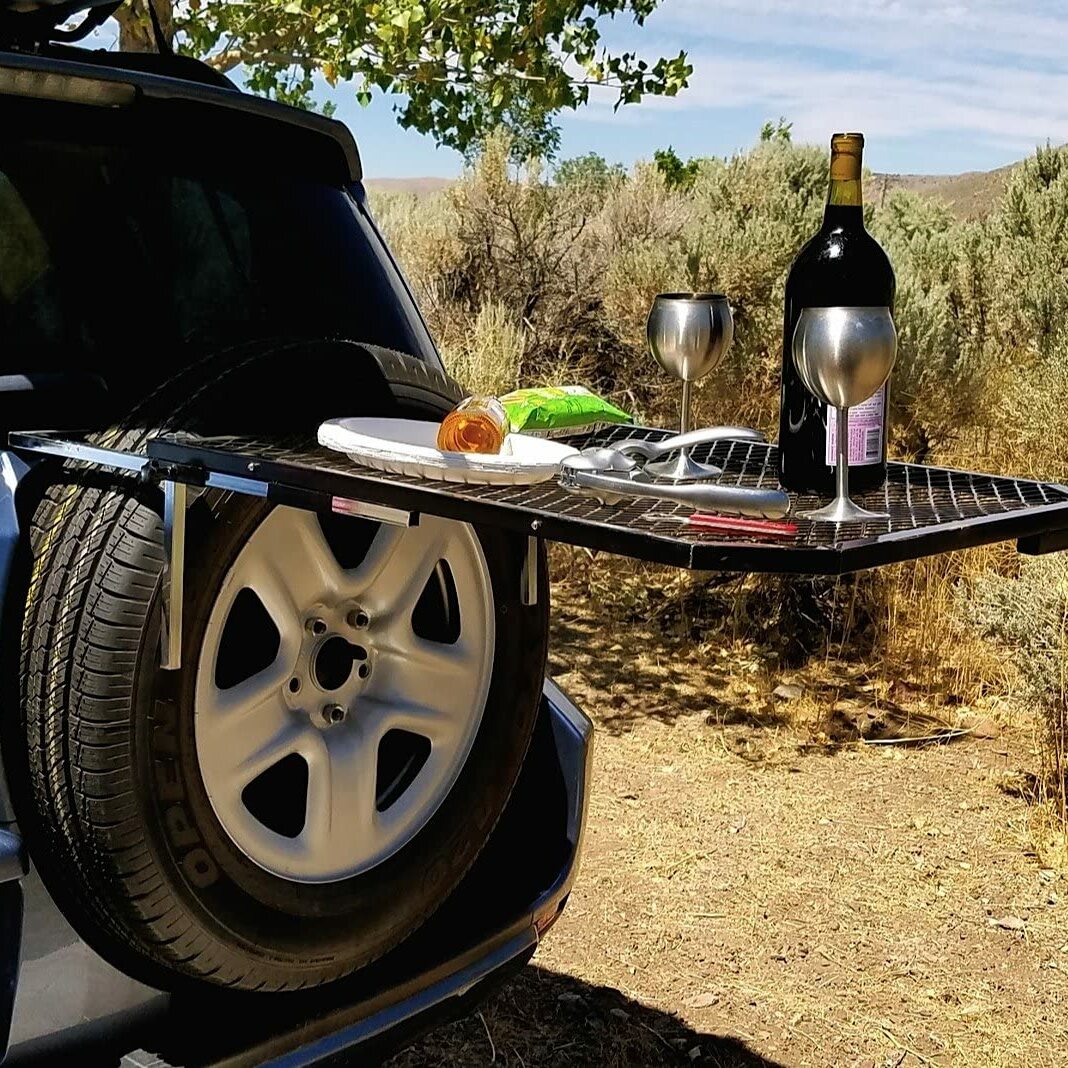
[829,132,864,182]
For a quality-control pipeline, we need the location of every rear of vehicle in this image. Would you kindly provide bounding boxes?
[0,14,586,1056]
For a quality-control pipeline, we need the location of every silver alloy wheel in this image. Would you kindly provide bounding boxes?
[194,506,495,883]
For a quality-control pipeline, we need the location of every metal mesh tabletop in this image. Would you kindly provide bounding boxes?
[138,426,1068,576]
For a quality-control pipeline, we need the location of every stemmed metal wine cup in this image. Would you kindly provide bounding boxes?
[791,305,898,523]
[646,293,735,481]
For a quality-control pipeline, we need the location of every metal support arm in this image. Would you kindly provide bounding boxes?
[161,481,187,670]
[521,536,539,607]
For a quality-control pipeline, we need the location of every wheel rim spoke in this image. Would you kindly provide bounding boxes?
[198,676,302,795]
[360,695,459,746]
[378,636,482,712]
[344,522,407,601]
[356,523,446,620]
[202,657,292,720]
[302,726,381,860]
[242,508,345,621]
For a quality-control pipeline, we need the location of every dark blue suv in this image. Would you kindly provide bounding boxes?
[0,3,590,1061]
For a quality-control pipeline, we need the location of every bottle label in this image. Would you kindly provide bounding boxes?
[825,387,884,466]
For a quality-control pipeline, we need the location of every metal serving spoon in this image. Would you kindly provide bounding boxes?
[559,448,790,518]
[609,426,764,466]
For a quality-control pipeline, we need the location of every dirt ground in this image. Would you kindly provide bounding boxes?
[385,586,1068,1068]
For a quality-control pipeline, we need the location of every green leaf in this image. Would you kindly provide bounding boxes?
[175,0,690,160]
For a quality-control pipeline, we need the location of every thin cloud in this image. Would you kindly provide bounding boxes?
[656,0,1068,64]
[573,1,1068,160]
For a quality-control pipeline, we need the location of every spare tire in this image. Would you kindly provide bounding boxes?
[14,341,549,992]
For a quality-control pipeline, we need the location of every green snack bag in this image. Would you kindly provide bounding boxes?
[500,386,632,438]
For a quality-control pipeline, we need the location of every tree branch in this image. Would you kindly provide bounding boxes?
[205,48,315,72]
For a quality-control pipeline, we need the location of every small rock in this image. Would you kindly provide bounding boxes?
[967,715,999,739]
[609,1007,630,1021]
[687,992,720,1008]
[773,683,803,701]
[557,992,587,1007]
[688,1048,702,1062]
[1039,868,1058,883]
[988,915,1027,932]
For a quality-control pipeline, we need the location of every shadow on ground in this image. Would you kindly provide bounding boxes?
[547,613,769,734]
[380,964,785,1067]
[549,595,968,748]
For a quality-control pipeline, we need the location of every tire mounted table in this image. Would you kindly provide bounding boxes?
[12,425,1068,670]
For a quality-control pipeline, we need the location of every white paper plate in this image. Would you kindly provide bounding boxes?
[318,418,578,485]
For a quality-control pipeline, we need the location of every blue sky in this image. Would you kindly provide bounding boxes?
[96,1,1068,178]
[329,0,1068,179]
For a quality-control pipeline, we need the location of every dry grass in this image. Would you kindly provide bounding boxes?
[385,583,1068,1067]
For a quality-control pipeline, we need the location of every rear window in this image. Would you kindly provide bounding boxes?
[0,99,436,386]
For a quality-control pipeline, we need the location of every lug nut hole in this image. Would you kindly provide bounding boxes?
[288,677,301,694]
[349,609,370,629]
[322,704,346,725]
[358,663,370,680]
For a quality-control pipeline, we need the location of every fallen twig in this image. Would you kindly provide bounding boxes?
[478,1011,496,1064]
[635,1017,676,1053]
[863,728,973,747]
[880,1024,936,1065]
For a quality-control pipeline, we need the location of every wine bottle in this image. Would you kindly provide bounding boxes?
[777,133,896,494]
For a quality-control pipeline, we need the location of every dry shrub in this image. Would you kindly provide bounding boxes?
[371,134,1068,847]
[964,556,1068,856]
[441,300,526,396]
[370,131,630,403]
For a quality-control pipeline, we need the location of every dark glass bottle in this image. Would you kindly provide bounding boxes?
[777,133,896,495]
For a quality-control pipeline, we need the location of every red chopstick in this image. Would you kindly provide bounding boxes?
[658,513,799,538]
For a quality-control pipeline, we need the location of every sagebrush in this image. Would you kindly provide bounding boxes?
[371,133,1068,840]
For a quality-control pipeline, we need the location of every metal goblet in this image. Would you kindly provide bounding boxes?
[646,293,735,481]
[792,306,898,523]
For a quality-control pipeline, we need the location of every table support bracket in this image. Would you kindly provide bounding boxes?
[521,536,539,607]
[161,480,187,671]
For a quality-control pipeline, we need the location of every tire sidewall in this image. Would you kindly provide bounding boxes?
[134,491,548,968]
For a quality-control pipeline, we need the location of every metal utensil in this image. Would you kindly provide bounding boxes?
[558,451,790,518]
[792,306,897,523]
[646,294,735,481]
[567,448,637,474]
[610,425,763,468]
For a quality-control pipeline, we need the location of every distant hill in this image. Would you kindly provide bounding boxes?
[365,162,1018,218]
[872,163,1016,220]
[363,177,454,197]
